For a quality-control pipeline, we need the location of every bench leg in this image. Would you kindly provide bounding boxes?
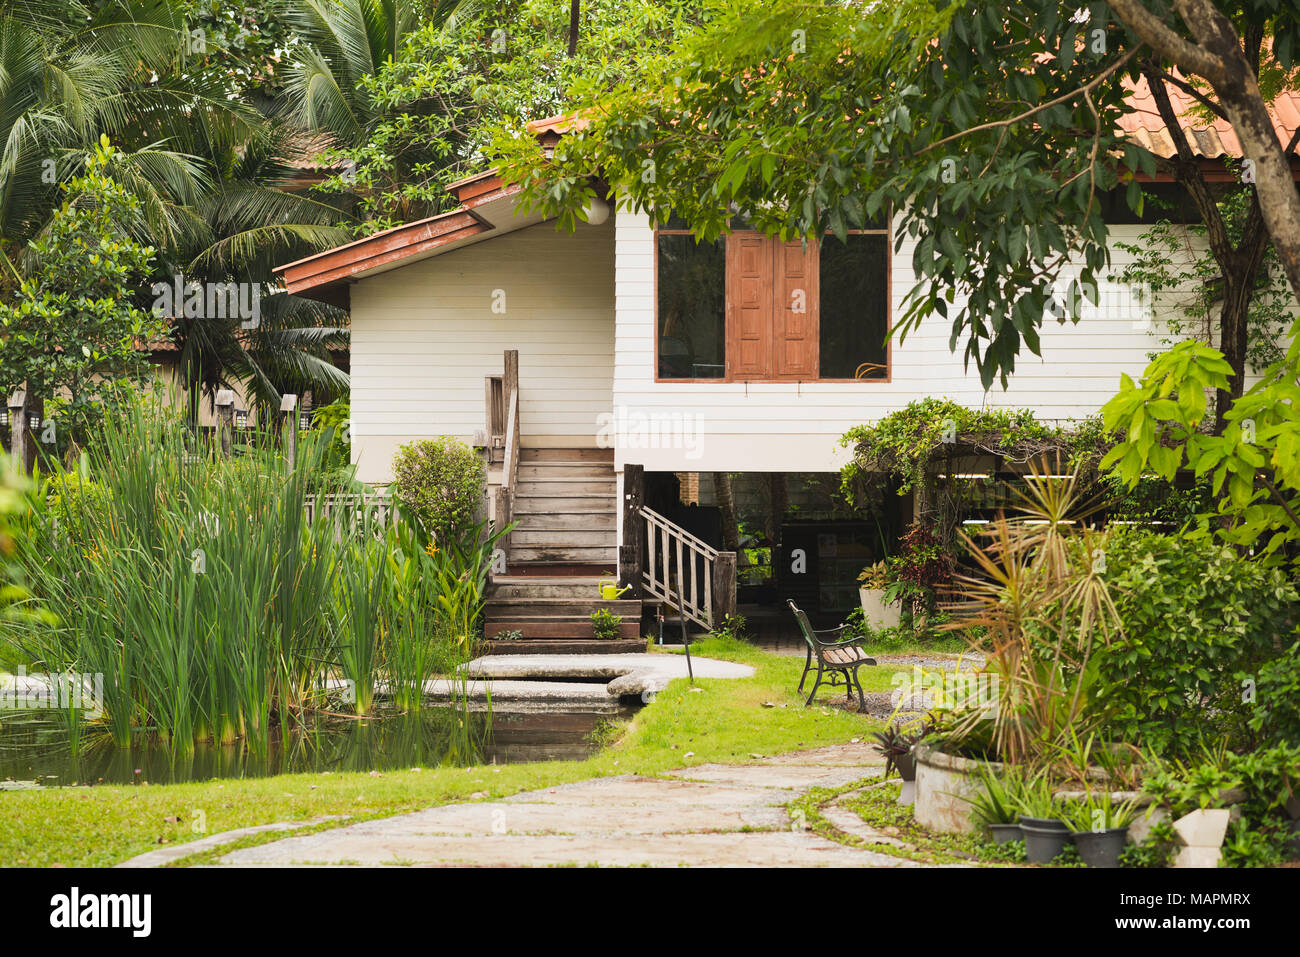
[798,645,812,693]
[805,664,824,707]
[851,666,866,712]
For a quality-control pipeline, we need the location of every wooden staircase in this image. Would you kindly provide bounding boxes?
[511,448,618,565]
[484,447,643,654]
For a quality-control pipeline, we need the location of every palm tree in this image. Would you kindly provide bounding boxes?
[283,0,464,142]
[0,0,262,272]
[0,0,358,419]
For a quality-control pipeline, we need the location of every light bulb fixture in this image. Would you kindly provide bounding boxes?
[581,196,610,226]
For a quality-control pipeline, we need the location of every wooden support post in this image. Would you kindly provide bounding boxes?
[7,391,29,474]
[215,390,235,458]
[503,349,518,401]
[712,551,737,627]
[620,463,644,596]
[280,394,298,474]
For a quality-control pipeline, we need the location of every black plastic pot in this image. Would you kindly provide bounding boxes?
[1072,827,1129,868]
[894,753,916,782]
[1020,817,1072,863]
[989,823,1023,844]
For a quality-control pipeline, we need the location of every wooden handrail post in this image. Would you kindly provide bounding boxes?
[712,551,737,628]
[503,349,518,404]
[620,464,644,596]
[7,391,29,474]
[280,393,298,474]
[215,390,235,458]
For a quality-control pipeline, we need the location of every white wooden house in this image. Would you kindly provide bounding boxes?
[275,103,1300,650]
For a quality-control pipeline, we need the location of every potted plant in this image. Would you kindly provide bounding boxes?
[1061,791,1138,868]
[857,561,900,629]
[1009,770,1072,863]
[965,768,1022,843]
[871,716,933,804]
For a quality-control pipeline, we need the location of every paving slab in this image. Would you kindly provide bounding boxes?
[660,763,873,791]
[500,776,788,810]
[201,746,906,868]
[464,653,753,698]
[219,829,914,868]
[756,743,886,767]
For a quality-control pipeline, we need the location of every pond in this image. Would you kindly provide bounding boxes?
[0,705,627,788]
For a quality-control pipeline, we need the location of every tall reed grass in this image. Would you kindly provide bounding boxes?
[3,400,500,755]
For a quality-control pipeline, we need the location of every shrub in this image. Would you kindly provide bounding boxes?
[1098,531,1300,757]
[43,468,111,535]
[391,436,485,543]
[1242,642,1300,748]
[591,608,623,640]
[712,613,748,642]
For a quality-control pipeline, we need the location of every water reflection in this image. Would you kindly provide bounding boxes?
[0,707,621,787]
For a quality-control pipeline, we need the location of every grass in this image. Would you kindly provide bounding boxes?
[0,634,898,867]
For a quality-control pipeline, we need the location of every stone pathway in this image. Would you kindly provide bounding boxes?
[423,653,755,713]
[186,744,923,868]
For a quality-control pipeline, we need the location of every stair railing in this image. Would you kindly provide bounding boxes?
[638,505,735,630]
[491,350,520,566]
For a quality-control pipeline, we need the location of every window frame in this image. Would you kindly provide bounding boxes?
[652,224,893,384]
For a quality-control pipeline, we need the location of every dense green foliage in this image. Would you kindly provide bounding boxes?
[1098,531,1299,757]
[0,141,165,451]
[3,401,497,754]
[323,0,706,231]
[1102,339,1300,564]
[391,435,486,543]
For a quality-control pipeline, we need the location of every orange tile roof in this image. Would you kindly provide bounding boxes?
[1119,73,1300,159]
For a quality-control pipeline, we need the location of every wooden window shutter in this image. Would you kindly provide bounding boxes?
[725,234,772,379]
[772,239,818,379]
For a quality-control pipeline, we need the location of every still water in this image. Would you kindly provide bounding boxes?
[0,707,624,787]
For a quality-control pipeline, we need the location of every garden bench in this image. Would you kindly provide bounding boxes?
[787,599,876,710]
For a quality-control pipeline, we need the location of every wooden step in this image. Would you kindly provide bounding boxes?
[489,578,616,599]
[517,463,613,480]
[520,448,614,463]
[485,598,640,619]
[514,495,614,513]
[485,618,641,639]
[510,529,616,547]
[514,512,617,531]
[483,638,645,655]
[515,479,615,496]
[511,545,618,564]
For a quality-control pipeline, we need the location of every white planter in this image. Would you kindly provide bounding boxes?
[1172,808,1231,849]
[859,587,901,630]
[913,741,1003,834]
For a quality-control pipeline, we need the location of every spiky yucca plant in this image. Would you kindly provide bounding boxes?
[944,458,1121,768]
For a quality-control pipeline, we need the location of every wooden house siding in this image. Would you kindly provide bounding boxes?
[348,219,615,484]
[611,206,1225,472]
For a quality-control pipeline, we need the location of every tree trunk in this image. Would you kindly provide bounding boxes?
[765,472,788,547]
[567,0,580,57]
[1111,0,1300,303]
[713,471,740,553]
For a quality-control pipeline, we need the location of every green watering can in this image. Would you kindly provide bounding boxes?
[598,580,631,600]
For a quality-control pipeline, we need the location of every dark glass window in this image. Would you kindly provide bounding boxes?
[657,234,726,379]
[818,234,889,379]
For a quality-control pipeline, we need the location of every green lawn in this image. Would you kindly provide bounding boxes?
[0,635,899,867]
